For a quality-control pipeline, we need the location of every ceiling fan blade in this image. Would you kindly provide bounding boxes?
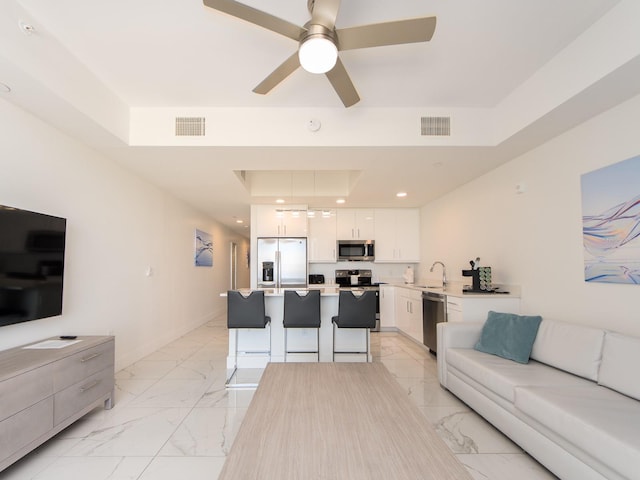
[309,0,341,29]
[325,57,360,107]
[337,16,436,51]
[253,52,301,95]
[203,0,305,41]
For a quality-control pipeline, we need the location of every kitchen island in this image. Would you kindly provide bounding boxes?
[221,287,371,368]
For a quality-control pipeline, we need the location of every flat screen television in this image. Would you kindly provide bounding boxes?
[0,205,66,327]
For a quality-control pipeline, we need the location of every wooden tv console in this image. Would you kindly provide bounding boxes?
[0,336,115,472]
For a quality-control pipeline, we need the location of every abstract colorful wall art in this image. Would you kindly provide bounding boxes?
[581,155,640,284]
[194,229,213,267]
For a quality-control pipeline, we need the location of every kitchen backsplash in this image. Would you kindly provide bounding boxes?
[308,262,418,285]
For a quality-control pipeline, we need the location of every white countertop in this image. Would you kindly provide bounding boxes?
[386,282,521,298]
[221,287,341,297]
[221,283,520,298]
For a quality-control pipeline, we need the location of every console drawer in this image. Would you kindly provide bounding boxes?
[54,367,114,425]
[0,398,53,462]
[53,340,114,391]
[0,364,54,422]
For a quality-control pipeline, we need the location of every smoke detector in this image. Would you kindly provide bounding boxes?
[19,21,36,35]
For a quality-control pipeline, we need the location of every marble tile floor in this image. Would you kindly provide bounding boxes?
[2,316,558,480]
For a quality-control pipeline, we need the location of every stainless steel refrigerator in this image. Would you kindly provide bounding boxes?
[257,238,307,288]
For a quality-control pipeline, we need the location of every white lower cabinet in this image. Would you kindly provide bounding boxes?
[395,287,423,343]
[390,286,521,345]
[446,295,520,322]
[379,285,396,329]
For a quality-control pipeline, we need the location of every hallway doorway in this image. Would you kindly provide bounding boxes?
[230,241,237,290]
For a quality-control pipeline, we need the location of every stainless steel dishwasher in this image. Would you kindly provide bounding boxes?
[422,291,447,354]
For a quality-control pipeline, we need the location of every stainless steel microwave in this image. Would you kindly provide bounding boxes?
[337,240,375,261]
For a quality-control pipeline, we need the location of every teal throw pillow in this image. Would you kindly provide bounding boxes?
[474,311,543,364]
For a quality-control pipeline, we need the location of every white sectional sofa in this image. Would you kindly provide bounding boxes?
[437,318,640,480]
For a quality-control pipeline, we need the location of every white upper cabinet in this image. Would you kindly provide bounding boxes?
[336,209,375,240]
[308,210,337,263]
[374,208,420,263]
[254,204,308,237]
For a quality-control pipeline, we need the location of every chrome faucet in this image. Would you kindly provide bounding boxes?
[430,261,447,288]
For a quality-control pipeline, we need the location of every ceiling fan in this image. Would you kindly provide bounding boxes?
[203,0,436,107]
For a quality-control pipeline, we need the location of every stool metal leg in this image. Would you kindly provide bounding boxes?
[366,327,370,362]
[284,327,288,363]
[332,325,370,362]
[285,326,320,362]
[225,325,271,389]
[224,328,239,387]
[332,323,336,362]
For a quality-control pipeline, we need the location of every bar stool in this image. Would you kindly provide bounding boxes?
[331,290,377,362]
[283,290,321,362]
[226,290,271,388]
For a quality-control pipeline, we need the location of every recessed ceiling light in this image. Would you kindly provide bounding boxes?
[235,219,244,224]
[275,199,285,204]
[396,192,407,198]
[336,199,346,204]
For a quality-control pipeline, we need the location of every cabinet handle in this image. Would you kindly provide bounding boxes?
[283,225,287,235]
[352,228,355,238]
[81,353,101,363]
[357,228,360,238]
[79,380,99,393]
[278,225,281,236]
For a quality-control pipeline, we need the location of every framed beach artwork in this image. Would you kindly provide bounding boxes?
[194,229,213,267]
[581,154,640,284]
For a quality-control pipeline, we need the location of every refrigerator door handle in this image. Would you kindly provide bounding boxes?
[275,250,281,288]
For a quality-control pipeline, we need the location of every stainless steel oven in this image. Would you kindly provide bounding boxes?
[337,240,375,261]
[335,269,380,332]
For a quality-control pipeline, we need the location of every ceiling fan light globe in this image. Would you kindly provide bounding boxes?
[299,36,338,74]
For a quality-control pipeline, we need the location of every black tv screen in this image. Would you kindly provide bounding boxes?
[0,205,66,327]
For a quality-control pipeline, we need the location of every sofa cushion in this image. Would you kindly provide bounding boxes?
[598,332,640,401]
[530,319,605,381]
[446,348,592,403]
[474,311,542,363]
[515,385,640,480]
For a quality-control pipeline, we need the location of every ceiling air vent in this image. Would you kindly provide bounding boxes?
[175,117,206,136]
[421,116,450,136]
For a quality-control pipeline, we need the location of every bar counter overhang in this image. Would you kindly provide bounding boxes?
[221,287,371,367]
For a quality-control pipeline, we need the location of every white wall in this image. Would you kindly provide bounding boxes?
[419,93,640,337]
[0,99,248,369]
